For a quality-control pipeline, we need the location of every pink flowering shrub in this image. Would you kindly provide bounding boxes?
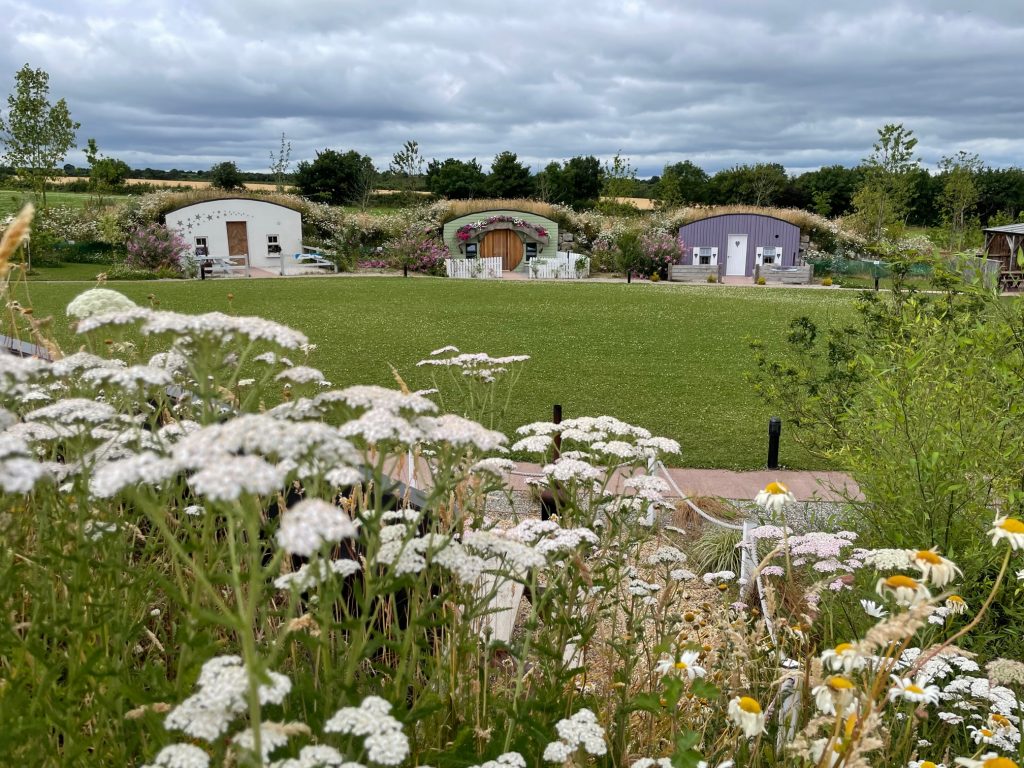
[384,229,449,275]
[639,231,684,277]
[124,223,190,276]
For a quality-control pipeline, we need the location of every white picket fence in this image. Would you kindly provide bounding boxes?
[528,252,590,280]
[445,257,503,279]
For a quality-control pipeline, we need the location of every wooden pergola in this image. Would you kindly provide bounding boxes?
[983,223,1024,291]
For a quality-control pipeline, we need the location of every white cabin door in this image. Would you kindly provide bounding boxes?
[726,234,748,276]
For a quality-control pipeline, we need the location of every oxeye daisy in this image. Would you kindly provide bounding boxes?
[821,643,867,675]
[968,725,997,745]
[811,675,857,715]
[908,761,945,768]
[888,674,940,706]
[876,574,931,606]
[954,755,1020,768]
[860,599,888,618]
[986,712,1016,734]
[727,696,766,738]
[944,595,968,615]
[989,516,1024,550]
[909,548,963,588]
[654,650,705,681]
[754,482,795,513]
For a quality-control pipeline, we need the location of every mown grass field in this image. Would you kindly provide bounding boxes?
[19,276,858,470]
[1,189,131,217]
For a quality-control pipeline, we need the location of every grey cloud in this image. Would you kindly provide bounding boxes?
[1,0,1022,175]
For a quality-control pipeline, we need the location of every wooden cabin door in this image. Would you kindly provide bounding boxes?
[480,230,523,270]
[226,221,249,264]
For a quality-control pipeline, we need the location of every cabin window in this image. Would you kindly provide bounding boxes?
[267,234,281,254]
[194,236,208,257]
[757,246,779,265]
[525,242,538,260]
[693,246,718,266]
[465,243,478,259]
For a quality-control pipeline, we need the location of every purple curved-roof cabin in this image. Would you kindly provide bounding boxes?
[677,214,801,277]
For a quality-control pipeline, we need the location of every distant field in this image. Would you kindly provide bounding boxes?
[18,277,857,470]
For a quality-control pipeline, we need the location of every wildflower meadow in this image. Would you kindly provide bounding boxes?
[2,204,1024,768]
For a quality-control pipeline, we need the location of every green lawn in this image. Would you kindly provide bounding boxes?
[18,277,857,470]
[1,189,130,216]
[25,263,109,282]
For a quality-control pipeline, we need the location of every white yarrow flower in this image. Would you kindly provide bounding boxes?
[276,500,358,557]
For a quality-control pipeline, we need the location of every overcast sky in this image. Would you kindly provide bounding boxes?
[3,0,1023,176]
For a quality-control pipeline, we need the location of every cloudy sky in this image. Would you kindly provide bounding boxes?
[3,0,1023,176]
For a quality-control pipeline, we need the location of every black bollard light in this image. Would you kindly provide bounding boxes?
[541,404,563,521]
[767,416,782,469]
[627,270,632,284]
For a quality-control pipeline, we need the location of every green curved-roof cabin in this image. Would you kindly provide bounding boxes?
[442,209,560,273]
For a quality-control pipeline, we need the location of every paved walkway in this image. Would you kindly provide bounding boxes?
[504,462,857,502]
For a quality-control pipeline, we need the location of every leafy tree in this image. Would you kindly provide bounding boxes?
[535,155,602,208]
[656,160,709,207]
[424,157,486,199]
[269,132,292,191]
[84,138,129,194]
[602,151,638,199]
[708,163,788,206]
[852,123,920,241]
[936,151,983,250]
[295,149,376,205]
[976,167,1024,225]
[388,140,425,198]
[793,165,861,217]
[209,161,244,190]
[486,151,533,198]
[0,63,80,206]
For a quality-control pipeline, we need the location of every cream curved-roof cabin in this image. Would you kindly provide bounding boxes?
[164,197,303,271]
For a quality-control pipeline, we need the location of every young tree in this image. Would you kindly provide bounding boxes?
[939,150,984,251]
[602,151,638,199]
[0,64,80,207]
[209,161,245,190]
[852,123,920,241]
[269,132,292,191]
[486,151,533,198]
[388,140,424,198]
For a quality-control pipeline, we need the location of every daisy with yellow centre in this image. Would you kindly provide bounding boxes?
[876,574,932,607]
[888,674,940,705]
[987,712,1015,733]
[969,725,996,744]
[821,642,867,675]
[727,695,766,738]
[945,595,969,615]
[754,482,796,513]
[954,756,1020,768]
[915,762,942,768]
[654,650,705,681]
[910,547,963,588]
[812,675,857,715]
[989,516,1024,550]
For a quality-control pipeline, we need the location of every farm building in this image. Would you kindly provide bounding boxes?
[982,223,1024,291]
[676,213,801,277]
[164,198,303,272]
[442,209,559,273]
